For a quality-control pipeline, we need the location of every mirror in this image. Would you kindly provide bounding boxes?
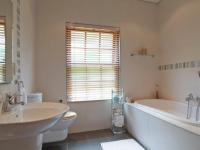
[0,0,13,84]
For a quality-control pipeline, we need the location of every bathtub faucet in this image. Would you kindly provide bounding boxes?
[195,97,200,121]
[185,93,194,119]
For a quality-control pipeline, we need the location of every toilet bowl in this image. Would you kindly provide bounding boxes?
[43,111,77,143]
[27,93,77,143]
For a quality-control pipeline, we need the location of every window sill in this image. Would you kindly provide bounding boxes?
[67,99,111,103]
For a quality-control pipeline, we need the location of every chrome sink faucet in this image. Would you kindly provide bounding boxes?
[186,93,194,119]
[2,94,24,113]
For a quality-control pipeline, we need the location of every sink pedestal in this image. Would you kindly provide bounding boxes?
[0,102,69,150]
[0,134,43,150]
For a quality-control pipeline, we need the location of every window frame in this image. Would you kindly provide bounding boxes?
[66,23,121,102]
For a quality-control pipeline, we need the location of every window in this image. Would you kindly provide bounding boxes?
[0,18,6,83]
[66,23,120,102]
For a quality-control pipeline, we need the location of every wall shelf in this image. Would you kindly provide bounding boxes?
[130,53,155,58]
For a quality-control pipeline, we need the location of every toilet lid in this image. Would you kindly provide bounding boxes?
[63,111,77,120]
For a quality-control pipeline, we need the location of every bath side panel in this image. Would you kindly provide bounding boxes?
[124,103,200,150]
[124,104,151,149]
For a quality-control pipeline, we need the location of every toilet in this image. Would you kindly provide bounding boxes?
[27,93,77,143]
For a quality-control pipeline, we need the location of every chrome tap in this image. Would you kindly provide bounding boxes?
[196,97,200,121]
[186,93,194,119]
[2,94,24,113]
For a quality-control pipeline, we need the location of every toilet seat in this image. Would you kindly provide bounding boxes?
[50,111,77,131]
[63,111,77,120]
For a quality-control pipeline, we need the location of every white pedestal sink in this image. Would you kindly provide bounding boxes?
[0,102,69,150]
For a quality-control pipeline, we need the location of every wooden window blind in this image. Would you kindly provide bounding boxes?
[0,18,6,83]
[66,23,120,102]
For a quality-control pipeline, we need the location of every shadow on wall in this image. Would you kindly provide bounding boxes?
[158,0,198,28]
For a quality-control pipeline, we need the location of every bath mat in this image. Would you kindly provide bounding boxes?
[101,139,145,150]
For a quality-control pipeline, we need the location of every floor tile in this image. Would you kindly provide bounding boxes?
[42,129,132,150]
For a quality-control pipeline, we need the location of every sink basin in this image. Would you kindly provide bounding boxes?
[0,102,69,150]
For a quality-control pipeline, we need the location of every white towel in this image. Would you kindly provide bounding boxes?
[114,115,124,127]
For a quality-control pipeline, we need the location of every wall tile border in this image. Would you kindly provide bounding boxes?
[159,60,200,71]
[15,0,21,82]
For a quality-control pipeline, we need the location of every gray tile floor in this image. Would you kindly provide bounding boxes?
[42,129,132,150]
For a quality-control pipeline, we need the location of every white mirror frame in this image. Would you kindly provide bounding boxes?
[0,0,13,84]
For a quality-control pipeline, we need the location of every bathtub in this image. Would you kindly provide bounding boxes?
[124,99,200,150]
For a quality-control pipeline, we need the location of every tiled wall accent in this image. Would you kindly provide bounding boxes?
[159,60,200,71]
[14,0,21,82]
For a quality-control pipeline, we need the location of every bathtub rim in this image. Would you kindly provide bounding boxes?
[125,99,200,136]
[136,99,199,124]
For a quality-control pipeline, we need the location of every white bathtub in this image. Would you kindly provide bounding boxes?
[124,99,200,150]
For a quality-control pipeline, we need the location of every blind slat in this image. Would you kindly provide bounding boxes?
[66,24,120,101]
[0,19,6,83]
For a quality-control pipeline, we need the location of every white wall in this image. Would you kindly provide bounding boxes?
[21,0,36,93]
[35,0,159,133]
[158,0,200,101]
